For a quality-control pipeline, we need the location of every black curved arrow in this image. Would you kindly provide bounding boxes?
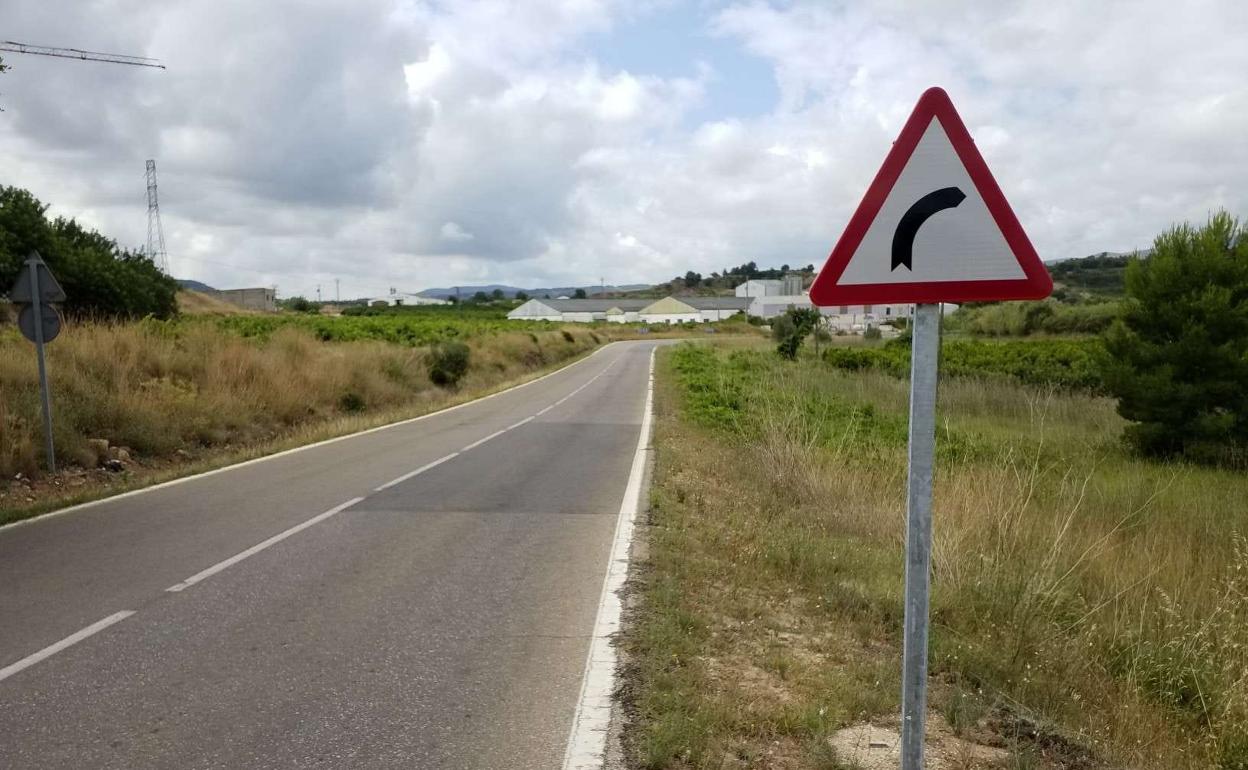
[891,186,966,271]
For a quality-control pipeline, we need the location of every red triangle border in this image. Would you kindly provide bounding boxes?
[809,87,1052,305]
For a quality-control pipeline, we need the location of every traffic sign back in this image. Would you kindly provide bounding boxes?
[810,87,1051,305]
[18,303,62,344]
[9,253,67,304]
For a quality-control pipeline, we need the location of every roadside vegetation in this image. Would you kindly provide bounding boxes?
[624,341,1248,769]
[0,310,758,523]
[625,213,1248,768]
[1,185,178,319]
[945,251,1130,338]
[823,337,1108,392]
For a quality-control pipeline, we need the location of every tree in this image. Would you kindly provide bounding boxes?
[773,307,822,360]
[573,288,587,299]
[472,291,490,303]
[490,288,505,301]
[0,186,178,319]
[683,270,702,288]
[515,291,529,301]
[1103,212,1248,465]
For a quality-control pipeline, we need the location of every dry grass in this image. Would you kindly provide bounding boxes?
[622,342,1248,769]
[0,321,604,521]
[176,289,257,315]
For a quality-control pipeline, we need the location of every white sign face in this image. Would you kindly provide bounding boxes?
[837,120,1023,285]
[808,87,1051,306]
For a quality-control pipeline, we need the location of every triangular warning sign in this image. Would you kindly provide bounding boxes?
[810,87,1051,305]
[8,252,67,304]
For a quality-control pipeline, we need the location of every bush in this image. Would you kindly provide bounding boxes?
[863,326,882,340]
[0,186,178,319]
[823,337,1108,391]
[772,307,820,360]
[428,341,471,387]
[1103,212,1248,465]
[947,299,1118,337]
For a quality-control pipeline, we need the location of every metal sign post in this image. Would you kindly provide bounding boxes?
[28,259,56,473]
[806,88,1053,768]
[900,302,940,768]
[10,251,66,474]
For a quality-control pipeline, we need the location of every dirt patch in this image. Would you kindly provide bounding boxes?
[176,289,258,315]
[828,714,1010,770]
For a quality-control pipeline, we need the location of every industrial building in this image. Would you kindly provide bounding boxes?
[507,296,749,324]
[505,280,953,332]
[213,287,276,312]
[367,292,450,307]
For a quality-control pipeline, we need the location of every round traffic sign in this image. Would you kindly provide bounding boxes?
[17,303,62,344]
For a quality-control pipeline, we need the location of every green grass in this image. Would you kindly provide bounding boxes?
[823,336,1108,392]
[622,341,1248,769]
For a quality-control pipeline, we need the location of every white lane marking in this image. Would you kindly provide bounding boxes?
[562,345,656,770]
[550,359,619,409]
[0,611,135,683]
[461,429,507,453]
[1,343,623,534]
[374,453,459,492]
[373,352,616,490]
[166,497,364,592]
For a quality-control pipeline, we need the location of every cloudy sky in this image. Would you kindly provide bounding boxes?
[2,0,1245,298]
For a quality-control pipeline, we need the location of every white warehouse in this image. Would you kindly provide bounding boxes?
[507,296,750,324]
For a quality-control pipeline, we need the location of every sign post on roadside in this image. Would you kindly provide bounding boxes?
[9,251,67,473]
[808,87,1052,770]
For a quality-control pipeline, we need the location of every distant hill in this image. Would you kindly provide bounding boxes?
[1045,250,1150,299]
[177,279,217,292]
[417,284,650,299]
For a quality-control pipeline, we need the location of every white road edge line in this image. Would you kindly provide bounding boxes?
[1,343,621,534]
[0,610,135,683]
[165,497,364,592]
[374,453,459,492]
[562,345,656,770]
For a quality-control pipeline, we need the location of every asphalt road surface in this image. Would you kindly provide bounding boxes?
[0,340,658,769]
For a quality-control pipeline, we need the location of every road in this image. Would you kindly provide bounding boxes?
[0,340,657,769]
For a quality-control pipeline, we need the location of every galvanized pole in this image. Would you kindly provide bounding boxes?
[900,301,940,769]
[28,256,57,473]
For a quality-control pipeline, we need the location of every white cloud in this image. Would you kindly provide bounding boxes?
[440,221,475,242]
[0,0,1244,296]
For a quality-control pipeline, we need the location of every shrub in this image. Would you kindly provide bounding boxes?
[863,326,882,340]
[823,337,1108,391]
[1103,212,1248,465]
[338,392,366,412]
[947,299,1119,337]
[561,329,575,343]
[428,341,471,387]
[773,307,821,360]
[0,186,178,319]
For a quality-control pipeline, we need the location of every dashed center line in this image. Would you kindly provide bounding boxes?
[374,453,459,492]
[0,346,643,688]
[461,428,507,452]
[0,611,135,683]
[166,496,364,593]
